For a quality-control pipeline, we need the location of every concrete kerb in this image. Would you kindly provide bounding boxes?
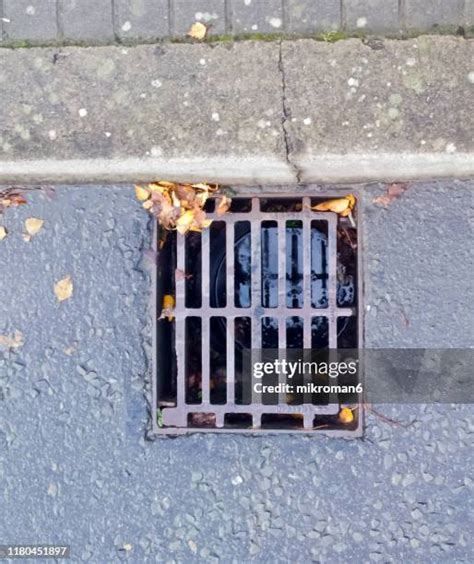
[0,36,473,185]
[0,154,473,185]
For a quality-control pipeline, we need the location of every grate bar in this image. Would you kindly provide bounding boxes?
[277,219,286,309]
[327,215,338,348]
[278,318,287,404]
[250,207,262,407]
[174,306,354,318]
[201,317,210,405]
[201,228,210,307]
[303,198,313,350]
[226,319,235,405]
[175,234,186,410]
[226,223,236,405]
[207,211,324,222]
[162,402,339,426]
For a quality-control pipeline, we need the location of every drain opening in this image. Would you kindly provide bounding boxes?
[154,194,361,434]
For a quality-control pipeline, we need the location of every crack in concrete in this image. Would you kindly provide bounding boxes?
[278,40,301,184]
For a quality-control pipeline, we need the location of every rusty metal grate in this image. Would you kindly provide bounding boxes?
[153,192,362,435]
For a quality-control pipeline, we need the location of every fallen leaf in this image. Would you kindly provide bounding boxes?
[25,217,44,236]
[176,209,196,234]
[216,195,231,215]
[136,181,223,234]
[0,226,7,240]
[1,191,27,209]
[373,183,408,207]
[135,185,150,202]
[338,407,354,424]
[312,194,356,214]
[55,276,73,302]
[313,194,356,226]
[0,330,24,348]
[187,22,207,40]
[160,294,175,321]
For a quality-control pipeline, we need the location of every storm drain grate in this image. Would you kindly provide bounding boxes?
[153,192,362,435]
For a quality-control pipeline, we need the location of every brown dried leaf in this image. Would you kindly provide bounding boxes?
[216,195,231,215]
[187,22,207,40]
[0,330,24,348]
[0,226,7,240]
[1,192,27,208]
[373,183,408,207]
[55,276,73,302]
[25,217,44,236]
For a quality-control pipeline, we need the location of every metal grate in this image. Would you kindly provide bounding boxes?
[153,192,362,435]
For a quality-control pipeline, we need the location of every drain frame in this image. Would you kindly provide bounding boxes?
[151,187,364,436]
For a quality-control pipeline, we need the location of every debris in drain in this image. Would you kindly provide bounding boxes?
[135,181,225,235]
[160,294,175,321]
[312,194,356,227]
[338,407,355,424]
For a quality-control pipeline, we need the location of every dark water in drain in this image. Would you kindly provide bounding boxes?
[207,222,356,349]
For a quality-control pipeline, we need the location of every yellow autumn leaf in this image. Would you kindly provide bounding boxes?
[338,407,354,424]
[175,210,196,234]
[55,276,73,302]
[161,294,175,321]
[312,194,355,214]
[25,217,44,236]
[0,226,7,241]
[187,22,207,40]
[189,219,212,232]
[135,185,150,201]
